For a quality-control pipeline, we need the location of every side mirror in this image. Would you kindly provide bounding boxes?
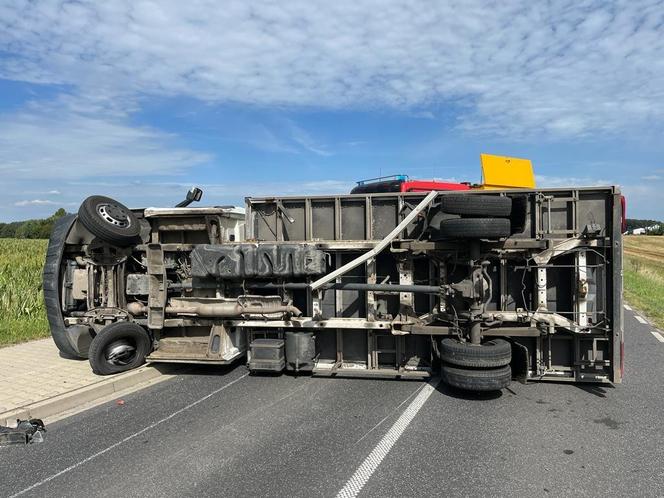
[175,187,203,207]
[187,187,203,202]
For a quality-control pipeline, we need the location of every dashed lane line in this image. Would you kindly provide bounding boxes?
[635,315,648,325]
[9,373,249,498]
[651,331,664,343]
[624,304,632,311]
[336,379,439,498]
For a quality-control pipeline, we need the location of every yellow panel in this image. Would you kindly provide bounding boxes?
[479,153,536,190]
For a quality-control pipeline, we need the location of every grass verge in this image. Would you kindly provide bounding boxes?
[623,236,664,329]
[0,239,49,346]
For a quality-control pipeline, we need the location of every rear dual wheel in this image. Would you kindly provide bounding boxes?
[433,194,530,239]
[440,194,512,218]
[440,338,512,392]
[442,364,512,391]
[438,218,511,239]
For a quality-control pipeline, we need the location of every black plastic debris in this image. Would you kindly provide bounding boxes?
[0,419,46,446]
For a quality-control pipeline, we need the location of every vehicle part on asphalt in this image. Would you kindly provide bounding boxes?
[78,195,141,246]
[438,217,511,239]
[439,338,512,368]
[0,419,46,446]
[88,322,152,375]
[439,194,512,217]
[441,364,512,392]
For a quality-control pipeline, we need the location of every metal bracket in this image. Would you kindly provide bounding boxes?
[310,190,438,290]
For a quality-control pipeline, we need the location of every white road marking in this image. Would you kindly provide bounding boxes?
[337,379,439,498]
[624,304,632,311]
[651,331,664,343]
[635,315,648,324]
[354,383,426,445]
[9,373,249,498]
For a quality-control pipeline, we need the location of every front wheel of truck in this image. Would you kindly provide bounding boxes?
[78,195,141,247]
[89,322,152,375]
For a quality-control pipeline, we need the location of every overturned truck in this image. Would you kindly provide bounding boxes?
[43,185,624,391]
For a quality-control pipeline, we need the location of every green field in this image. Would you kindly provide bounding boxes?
[0,239,49,345]
[0,236,663,347]
[624,236,664,329]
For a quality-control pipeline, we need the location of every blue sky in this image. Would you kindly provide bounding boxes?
[1,0,663,221]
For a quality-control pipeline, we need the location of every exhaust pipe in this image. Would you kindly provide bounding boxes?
[127,301,302,318]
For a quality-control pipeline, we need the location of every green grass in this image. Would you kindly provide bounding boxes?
[624,236,664,329]
[0,239,49,346]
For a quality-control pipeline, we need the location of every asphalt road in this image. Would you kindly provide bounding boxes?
[2,307,664,498]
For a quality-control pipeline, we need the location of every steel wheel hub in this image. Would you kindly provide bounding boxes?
[105,340,136,366]
[97,203,131,228]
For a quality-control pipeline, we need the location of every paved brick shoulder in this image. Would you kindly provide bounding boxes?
[0,339,174,424]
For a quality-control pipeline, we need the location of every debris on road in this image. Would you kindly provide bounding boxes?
[0,419,46,446]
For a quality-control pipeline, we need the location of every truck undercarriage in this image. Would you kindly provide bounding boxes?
[44,186,624,392]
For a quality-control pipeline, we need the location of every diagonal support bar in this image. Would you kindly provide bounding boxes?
[310,190,438,291]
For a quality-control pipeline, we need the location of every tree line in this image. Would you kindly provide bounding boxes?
[625,218,664,235]
[0,209,69,239]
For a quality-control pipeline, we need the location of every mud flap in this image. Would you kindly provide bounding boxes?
[510,340,530,384]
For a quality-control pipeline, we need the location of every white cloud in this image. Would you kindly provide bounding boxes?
[1,0,662,137]
[0,98,211,179]
[621,184,662,220]
[536,175,612,188]
[14,199,59,206]
[285,121,332,157]
[641,175,662,181]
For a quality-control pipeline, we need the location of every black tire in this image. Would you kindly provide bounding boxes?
[438,218,511,239]
[43,214,87,358]
[78,196,140,247]
[88,322,152,375]
[510,195,528,234]
[440,338,511,368]
[442,364,512,392]
[440,195,512,217]
[427,211,460,241]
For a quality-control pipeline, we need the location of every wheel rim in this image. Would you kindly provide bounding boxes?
[105,340,137,366]
[97,203,131,229]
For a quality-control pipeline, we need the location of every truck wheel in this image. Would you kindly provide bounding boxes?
[441,364,512,392]
[78,195,141,247]
[438,218,511,239]
[88,322,152,375]
[440,338,511,368]
[440,195,512,217]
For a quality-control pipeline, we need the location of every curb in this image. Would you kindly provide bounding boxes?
[0,364,178,426]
